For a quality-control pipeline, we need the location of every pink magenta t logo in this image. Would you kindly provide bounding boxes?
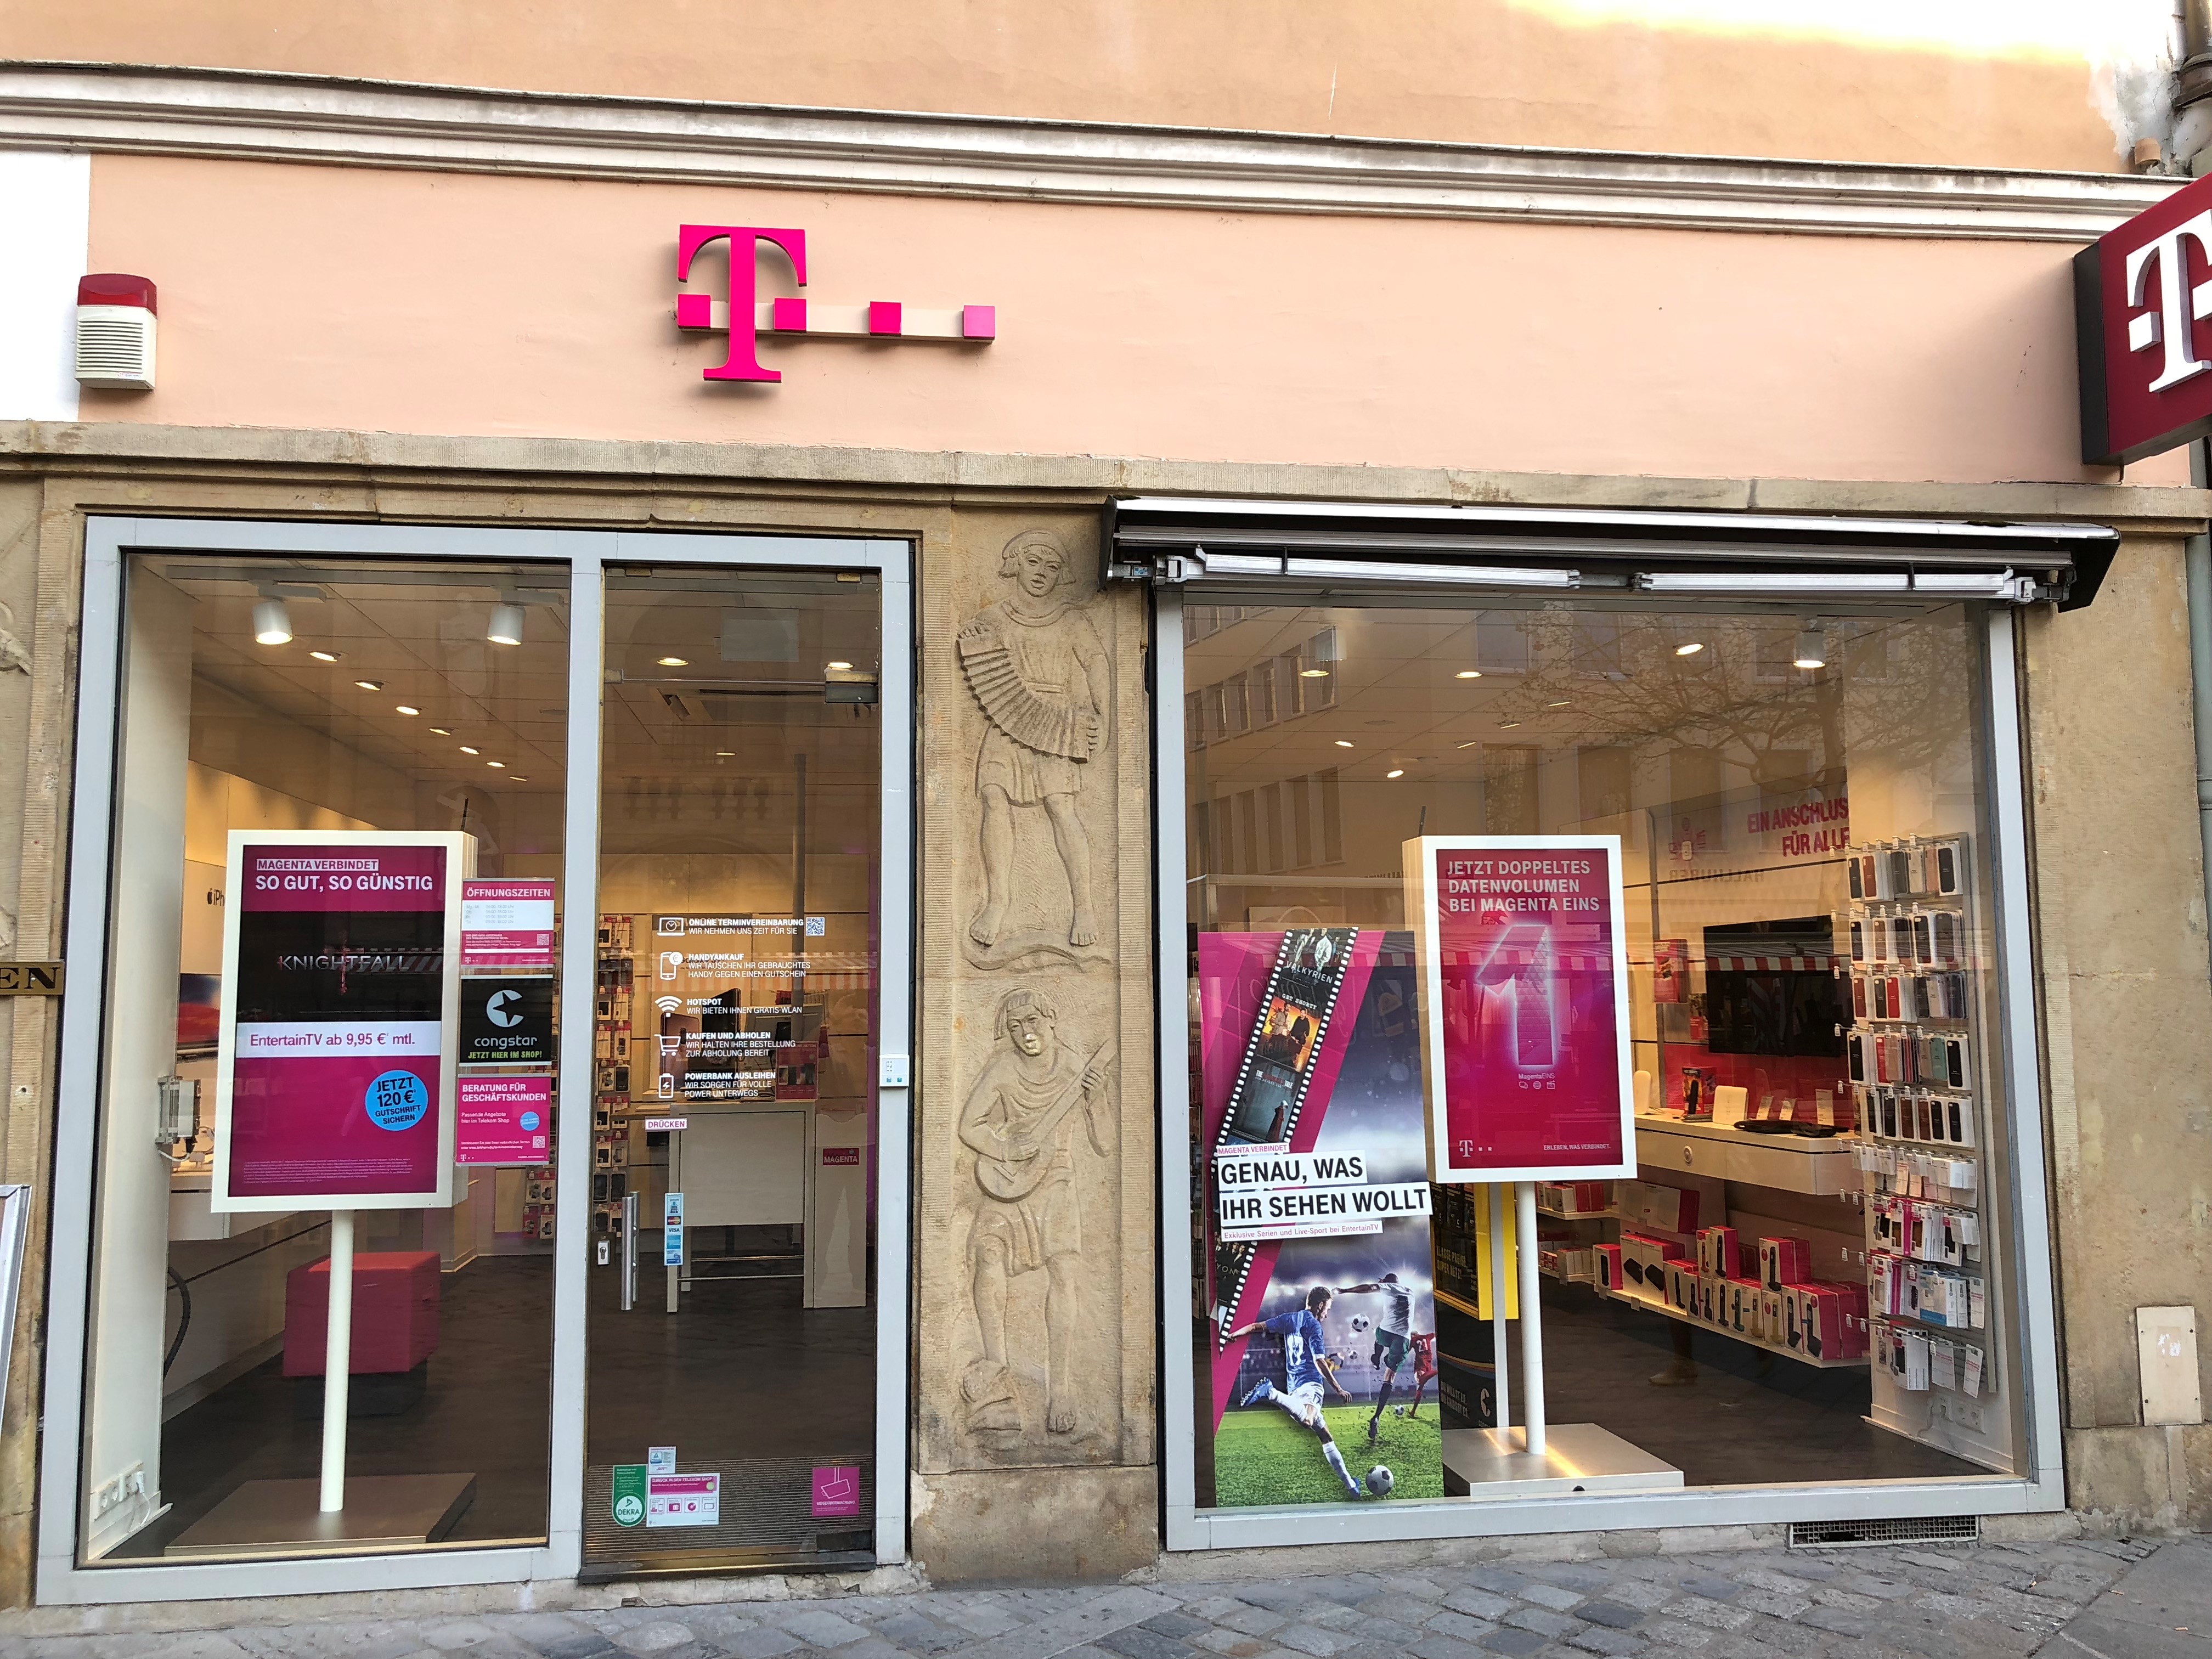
[674,222,996,380]
[676,224,807,383]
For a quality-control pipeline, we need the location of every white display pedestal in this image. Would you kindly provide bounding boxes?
[1443,1423,1685,1498]
[166,1210,477,1558]
[1452,1182,1683,1501]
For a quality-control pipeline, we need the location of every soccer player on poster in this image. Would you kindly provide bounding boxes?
[1227,1287,1365,1500]
[1337,1273,1417,1444]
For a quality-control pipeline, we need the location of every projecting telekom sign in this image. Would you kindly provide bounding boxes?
[674,223,995,383]
[2074,172,2212,464]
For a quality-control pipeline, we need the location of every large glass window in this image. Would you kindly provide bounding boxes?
[1183,597,2019,1510]
[83,556,568,1562]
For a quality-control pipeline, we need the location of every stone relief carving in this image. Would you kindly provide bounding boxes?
[958,986,1116,1440]
[957,530,1112,972]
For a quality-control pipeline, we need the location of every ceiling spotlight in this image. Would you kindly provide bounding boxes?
[353,679,383,691]
[459,745,480,755]
[395,705,420,716]
[428,727,452,736]
[487,602,524,647]
[659,656,690,667]
[486,760,505,769]
[1385,768,1406,779]
[1675,641,1705,657]
[1300,668,1330,679]
[1334,740,1355,748]
[1793,627,1827,670]
[252,597,293,646]
[1455,670,1482,680]
[827,660,854,672]
[309,648,340,663]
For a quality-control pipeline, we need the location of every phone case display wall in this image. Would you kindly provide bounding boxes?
[1845,837,2010,1465]
[594,915,636,1242]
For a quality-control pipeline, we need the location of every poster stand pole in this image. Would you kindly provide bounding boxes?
[1487,1183,1511,1435]
[319,1209,356,1513]
[1514,1181,1545,1456]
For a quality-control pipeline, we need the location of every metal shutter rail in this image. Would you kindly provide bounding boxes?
[1104,496,2118,609]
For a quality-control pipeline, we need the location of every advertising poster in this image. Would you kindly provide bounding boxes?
[1200,928,1442,1507]
[649,913,825,1104]
[460,877,557,971]
[456,1074,552,1165]
[215,833,469,1211]
[1404,835,1635,1183]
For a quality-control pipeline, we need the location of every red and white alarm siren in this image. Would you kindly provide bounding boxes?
[75,274,157,392]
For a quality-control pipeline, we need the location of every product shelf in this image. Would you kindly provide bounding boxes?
[1591,1283,1869,1370]
[1534,1202,1617,1222]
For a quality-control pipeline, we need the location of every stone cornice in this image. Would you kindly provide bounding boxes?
[0,60,2182,242]
[2,420,2203,532]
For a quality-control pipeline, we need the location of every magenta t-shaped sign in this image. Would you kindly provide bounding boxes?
[675,222,995,381]
[677,223,808,383]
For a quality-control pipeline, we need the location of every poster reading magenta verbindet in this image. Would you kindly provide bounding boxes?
[1200,928,1442,1508]
[1403,835,1635,1185]
[212,833,472,1212]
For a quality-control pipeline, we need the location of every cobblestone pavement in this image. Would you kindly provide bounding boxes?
[2,1535,2206,1659]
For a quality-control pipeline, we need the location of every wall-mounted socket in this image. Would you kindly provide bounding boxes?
[91,1462,145,1517]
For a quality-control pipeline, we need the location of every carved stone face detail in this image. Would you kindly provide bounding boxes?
[1005,1003,1052,1058]
[1012,541,1064,599]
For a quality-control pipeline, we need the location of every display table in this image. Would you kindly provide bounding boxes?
[1631,1114,1857,1197]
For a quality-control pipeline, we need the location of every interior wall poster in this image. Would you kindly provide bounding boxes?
[1403,834,1635,1183]
[1200,928,1442,1508]
[212,831,473,1211]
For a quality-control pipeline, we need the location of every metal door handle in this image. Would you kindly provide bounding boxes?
[620,1190,639,1310]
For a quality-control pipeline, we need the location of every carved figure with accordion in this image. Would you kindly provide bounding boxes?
[959,529,1110,952]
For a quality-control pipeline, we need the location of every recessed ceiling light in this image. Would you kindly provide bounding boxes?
[459,745,480,755]
[395,704,420,716]
[1300,668,1330,679]
[1334,740,1355,748]
[1675,641,1705,657]
[827,660,854,672]
[1386,768,1406,779]
[1455,670,1482,680]
[1457,740,1481,749]
[486,760,505,769]
[309,649,340,663]
[354,679,382,691]
[1547,700,1571,708]
[510,776,528,782]
[659,656,689,667]
[428,727,452,736]
[1499,720,1521,729]
[715,750,735,758]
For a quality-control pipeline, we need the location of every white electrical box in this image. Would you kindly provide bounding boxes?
[2136,1305,2203,1426]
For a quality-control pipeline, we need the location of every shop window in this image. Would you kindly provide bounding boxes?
[1473,612,1532,676]
[1222,673,1251,739]
[80,555,568,1565]
[1250,657,1279,729]
[1181,597,2017,1518]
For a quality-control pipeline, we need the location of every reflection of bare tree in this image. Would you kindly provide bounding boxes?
[1494,608,1974,791]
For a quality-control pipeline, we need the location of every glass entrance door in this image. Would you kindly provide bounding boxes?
[580,559,890,1576]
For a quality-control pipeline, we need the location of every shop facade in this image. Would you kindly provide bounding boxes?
[0,20,2208,1610]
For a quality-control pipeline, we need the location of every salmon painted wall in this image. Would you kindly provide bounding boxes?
[82,155,2181,487]
[10,0,2166,172]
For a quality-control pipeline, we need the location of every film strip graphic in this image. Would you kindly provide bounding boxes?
[1210,927,1358,1351]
